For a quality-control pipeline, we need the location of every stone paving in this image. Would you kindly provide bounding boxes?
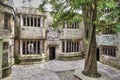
[2,59,120,80]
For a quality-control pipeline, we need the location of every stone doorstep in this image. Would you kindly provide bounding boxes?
[74,69,111,80]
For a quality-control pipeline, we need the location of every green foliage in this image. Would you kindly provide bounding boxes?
[39,0,119,32]
[113,23,120,32]
[97,1,120,33]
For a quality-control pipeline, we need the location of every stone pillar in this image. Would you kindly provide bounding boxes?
[0,39,3,80]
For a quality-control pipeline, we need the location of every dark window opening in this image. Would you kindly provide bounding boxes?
[34,18,37,27]
[102,46,116,57]
[31,17,33,26]
[103,26,116,34]
[4,14,11,30]
[23,17,26,26]
[38,18,41,27]
[27,17,29,26]
[22,40,43,55]
[62,40,80,53]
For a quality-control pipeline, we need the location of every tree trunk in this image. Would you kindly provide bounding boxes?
[82,0,101,78]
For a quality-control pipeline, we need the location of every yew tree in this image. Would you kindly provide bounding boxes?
[39,0,118,78]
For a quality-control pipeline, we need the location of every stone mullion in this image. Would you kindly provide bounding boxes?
[79,41,81,52]
[106,47,108,55]
[72,42,74,52]
[114,47,116,57]
[25,16,27,26]
[73,42,75,52]
[20,40,23,56]
[74,22,75,29]
[73,23,75,29]
[20,15,23,26]
[40,40,43,54]
[109,47,111,56]
[65,22,67,29]
[111,47,113,56]
[111,48,115,54]
[70,41,72,52]
[69,41,71,52]
[39,40,41,54]
[65,40,67,53]
[33,16,34,27]
[35,40,38,54]
[36,17,38,27]
[74,42,76,52]
[25,40,27,55]
[41,16,43,27]
[29,16,31,27]
[68,41,69,52]
[75,42,77,52]
[29,40,31,54]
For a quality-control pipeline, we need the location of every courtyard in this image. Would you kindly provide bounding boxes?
[2,59,120,80]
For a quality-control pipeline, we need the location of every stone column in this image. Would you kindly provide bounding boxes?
[0,39,3,80]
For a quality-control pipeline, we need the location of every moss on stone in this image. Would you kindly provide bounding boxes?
[2,68,11,78]
[58,53,85,61]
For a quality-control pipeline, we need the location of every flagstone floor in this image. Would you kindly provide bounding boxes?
[2,59,120,80]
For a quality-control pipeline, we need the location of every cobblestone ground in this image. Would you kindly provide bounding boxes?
[2,59,120,80]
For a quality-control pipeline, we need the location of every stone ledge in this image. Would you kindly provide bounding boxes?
[74,69,111,80]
